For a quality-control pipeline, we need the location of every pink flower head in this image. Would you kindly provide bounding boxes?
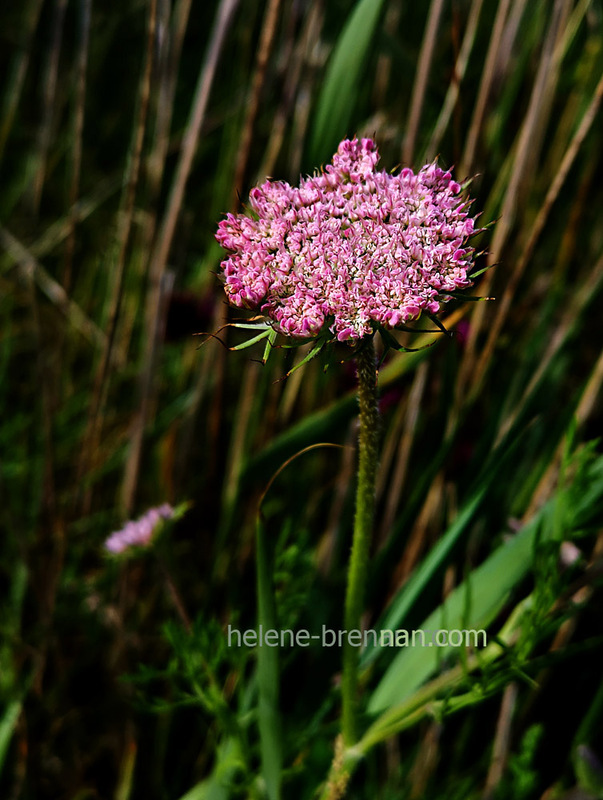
[104,504,174,555]
[216,138,478,341]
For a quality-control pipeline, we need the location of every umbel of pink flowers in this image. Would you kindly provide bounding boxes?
[216,138,478,342]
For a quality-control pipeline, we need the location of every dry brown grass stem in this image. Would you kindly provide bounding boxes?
[460,0,512,176]
[372,0,402,110]
[452,0,572,429]
[63,0,91,294]
[122,0,239,514]
[525,296,603,519]
[394,471,445,587]
[409,721,442,799]
[257,2,323,181]
[494,0,529,83]
[29,0,68,216]
[0,0,44,161]
[80,0,158,513]
[221,361,261,518]
[232,0,283,209]
[482,682,519,799]
[288,7,326,179]
[498,254,603,448]
[278,343,311,423]
[0,225,106,348]
[147,0,193,203]
[148,0,239,286]
[471,69,603,407]
[377,362,429,549]
[490,0,571,253]
[424,0,485,163]
[403,0,445,166]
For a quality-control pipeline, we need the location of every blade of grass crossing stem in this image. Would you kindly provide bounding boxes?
[360,484,489,669]
[256,517,282,800]
[361,597,532,752]
[368,450,603,714]
[368,506,547,713]
[308,0,386,166]
[371,394,559,637]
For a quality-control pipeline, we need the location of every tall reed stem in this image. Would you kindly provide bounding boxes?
[341,336,379,746]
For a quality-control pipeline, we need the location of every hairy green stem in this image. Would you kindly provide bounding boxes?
[341,336,379,746]
[317,737,363,800]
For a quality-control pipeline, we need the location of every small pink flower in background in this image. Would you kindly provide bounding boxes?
[104,504,174,555]
[216,137,478,342]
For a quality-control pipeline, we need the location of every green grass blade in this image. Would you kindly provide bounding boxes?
[0,699,21,776]
[368,450,603,715]
[307,0,386,166]
[361,484,489,669]
[367,509,544,714]
[256,517,282,800]
[361,598,532,752]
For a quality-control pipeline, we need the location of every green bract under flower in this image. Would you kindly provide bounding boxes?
[216,138,478,342]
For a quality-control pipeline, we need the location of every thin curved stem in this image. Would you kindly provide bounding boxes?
[341,336,379,746]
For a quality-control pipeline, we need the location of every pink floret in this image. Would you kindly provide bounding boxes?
[215,138,479,342]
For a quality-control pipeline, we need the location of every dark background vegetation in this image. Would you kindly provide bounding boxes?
[1,0,603,798]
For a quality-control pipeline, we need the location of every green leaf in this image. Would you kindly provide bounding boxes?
[229,322,271,331]
[439,290,493,301]
[284,336,327,376]
[307,0,387,166]
[230,329,272,351]
[262,328,278,364]
[424,312,452,336]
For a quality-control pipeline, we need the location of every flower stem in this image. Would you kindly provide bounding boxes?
[317,737,363,800]
[342,336,379,746]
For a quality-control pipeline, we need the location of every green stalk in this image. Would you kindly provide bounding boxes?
[341,336,379,746]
